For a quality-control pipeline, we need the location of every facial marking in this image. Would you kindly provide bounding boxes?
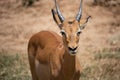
[60,21,81,55]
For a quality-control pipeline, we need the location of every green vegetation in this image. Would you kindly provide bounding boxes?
[80,49,120,80]
[94,49,120,60]
[0,48,120,80]
[0,53,31,80]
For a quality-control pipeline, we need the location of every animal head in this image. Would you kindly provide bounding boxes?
[52,0,91,55]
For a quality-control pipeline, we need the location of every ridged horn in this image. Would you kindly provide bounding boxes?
[54,0,65,22]
[76,0,83,22]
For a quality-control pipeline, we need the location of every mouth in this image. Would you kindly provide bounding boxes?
[69,50,77,55]
[68,47,78,55]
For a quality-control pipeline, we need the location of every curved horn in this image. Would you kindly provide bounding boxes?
[54,0,65,22]
[76,0,83,22]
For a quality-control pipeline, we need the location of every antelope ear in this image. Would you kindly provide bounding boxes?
[51,9,63,29]
[79,16,91,30]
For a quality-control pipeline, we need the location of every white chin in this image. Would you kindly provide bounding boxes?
[69,50,77,56]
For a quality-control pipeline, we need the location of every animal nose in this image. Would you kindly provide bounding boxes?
[68,47,78,51]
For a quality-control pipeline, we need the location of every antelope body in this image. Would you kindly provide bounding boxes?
[28,31,81,80]
[28,0,90,80]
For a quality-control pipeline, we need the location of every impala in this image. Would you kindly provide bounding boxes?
[28,0,90,80]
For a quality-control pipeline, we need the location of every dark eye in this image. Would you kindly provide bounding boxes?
[60,31,66,36]
[77,31,82,36]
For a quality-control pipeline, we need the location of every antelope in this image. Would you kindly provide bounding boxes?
[28,0,90,80]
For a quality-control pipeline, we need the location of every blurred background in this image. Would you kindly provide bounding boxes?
[0,0,120,80]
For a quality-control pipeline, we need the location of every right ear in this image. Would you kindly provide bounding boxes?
[51,9,62,28]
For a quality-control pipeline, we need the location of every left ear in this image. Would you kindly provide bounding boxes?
[79,16,91,30]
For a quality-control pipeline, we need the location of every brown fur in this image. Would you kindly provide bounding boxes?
[28,30,81,80]
[28,1,90,79]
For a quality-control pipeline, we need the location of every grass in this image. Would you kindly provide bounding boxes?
[94,49,120,60]
[108,33,120,46]
[0,53,31,80]
[0,48,120,80]
[80,29,120,80]
[80,48,120,80]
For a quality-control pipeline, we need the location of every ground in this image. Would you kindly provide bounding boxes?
[0,0,120,80]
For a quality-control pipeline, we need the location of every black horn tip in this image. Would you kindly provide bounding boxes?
[87,16,91,19]
[86,16,91,23]
[51,9,56,14]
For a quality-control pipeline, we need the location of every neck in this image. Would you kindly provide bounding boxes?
[62,40,76,70]
[64,49,76,66]
[63,42,76,65]
[62,46,76,77]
